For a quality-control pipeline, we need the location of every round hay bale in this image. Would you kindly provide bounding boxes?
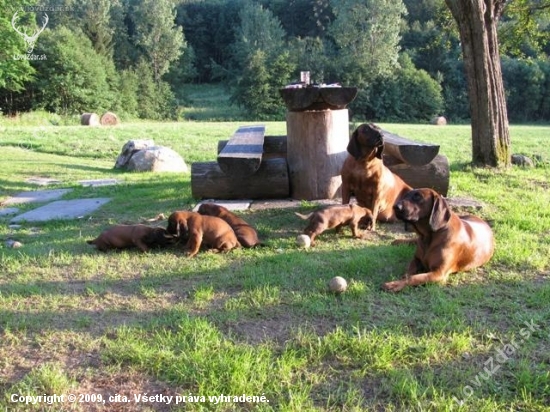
[81,113,100,126]
[100,111,119,126]
[430,116,447,126]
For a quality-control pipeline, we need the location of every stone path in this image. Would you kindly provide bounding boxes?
[3,189,72,205]
[1,178,484,223]
[10,198,112,223]
[1,179,116,223]
[194,198,339,212]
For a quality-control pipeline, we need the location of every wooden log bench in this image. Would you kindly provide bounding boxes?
[217,130,448,196]
[217,125,266,177]
[191,125,290,199]
[381,130,449,196]
[191,125,449,200]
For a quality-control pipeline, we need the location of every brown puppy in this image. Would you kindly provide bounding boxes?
[340,123,412,230]
[198,203,261,248]
[167,211,240,257]
[87,224,173,252]
[295,204,373,246]
[382,188,495,292]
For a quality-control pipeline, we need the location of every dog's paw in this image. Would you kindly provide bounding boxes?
[382,280,406,292]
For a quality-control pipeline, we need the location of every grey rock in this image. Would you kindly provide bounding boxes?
[114,139,155,169]
[511,154,534,167]
[127,146,188,173]
[6,239,23,248]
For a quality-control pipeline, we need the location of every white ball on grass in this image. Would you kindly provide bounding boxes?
[329,276,348,294]
[296,234,311,248]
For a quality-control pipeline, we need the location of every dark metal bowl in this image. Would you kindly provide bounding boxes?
[279,87,358,111]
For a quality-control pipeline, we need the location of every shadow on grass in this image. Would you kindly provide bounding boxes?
[0,253,548,409]
[1,185,549,410]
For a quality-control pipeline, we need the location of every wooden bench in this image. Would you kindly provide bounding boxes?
[217,125,266,177]
[191,125,449,200]
[381,130,449,195]
[382,131,439,166]
[191,126,290,200]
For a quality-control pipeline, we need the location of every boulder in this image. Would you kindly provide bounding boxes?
[114,139,155,169]
[127,146,188,173]
[511,154,535,168]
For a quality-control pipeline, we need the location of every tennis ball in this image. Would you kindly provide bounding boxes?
[329,276,348,294]
[296,234,311,248]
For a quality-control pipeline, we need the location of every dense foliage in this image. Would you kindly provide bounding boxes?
[1,0,549,122]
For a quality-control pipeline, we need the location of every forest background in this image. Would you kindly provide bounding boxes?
[1,0,549,123]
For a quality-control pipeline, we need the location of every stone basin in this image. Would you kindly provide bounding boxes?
[279,87,358,111]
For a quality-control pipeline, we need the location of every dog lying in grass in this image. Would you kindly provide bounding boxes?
[87,224,174,252]
[197,203,262,248]
[295,204,374,246]
[167,211,240,257]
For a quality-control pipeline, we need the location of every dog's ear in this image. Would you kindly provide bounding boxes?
[375,144,384,159]
[366,124,384,159]
[347,129,361,159]
[429,192,452,231]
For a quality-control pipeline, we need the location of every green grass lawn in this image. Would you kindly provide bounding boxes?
[0,118,549,411]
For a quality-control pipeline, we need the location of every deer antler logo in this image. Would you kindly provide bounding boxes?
[11,10,49,54]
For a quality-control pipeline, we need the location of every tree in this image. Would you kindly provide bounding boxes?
[353,54,443,122]
[444,0,511,167]
[0,1,36,93]
[133,60,177,120]
[78,0,118,58]
[229,1,293,118]
[501,56,545,122]
[32,26,117,115]
[231,49,294,119]
[328,0,407,86]
[132,0,185,82]
[230,1,287,72]
[498,0,550,58]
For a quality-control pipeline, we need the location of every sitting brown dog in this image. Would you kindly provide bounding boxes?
[382,188,495,292]
[341,123,412,230]
[87,224,173,252]
[167,211,240,257]
[295,204,374,246]
[198,203,261,248]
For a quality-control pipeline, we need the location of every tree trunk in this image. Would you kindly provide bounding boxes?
[286,109,349,200]
[445,0,511,167]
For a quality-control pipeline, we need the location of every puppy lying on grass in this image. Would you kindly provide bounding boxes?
[295,204,374,246]
[167,211,240,257]
[87,224,174,252]
[197,203,262,248]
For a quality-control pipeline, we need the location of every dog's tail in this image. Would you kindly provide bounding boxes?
[294,212,312,220]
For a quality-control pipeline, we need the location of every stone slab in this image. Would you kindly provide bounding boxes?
[193,199,252,212]
[11,198,111,223]
[3,189,72,205]
[447,197,485,211]
[250,198,339,211]
[78,179,119,187]
[0,208,20,217]
[249,199,300,210]
[26,177,63,186]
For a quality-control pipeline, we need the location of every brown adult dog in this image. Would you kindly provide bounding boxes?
[198,203,261,248]
[341,123,412,230]
[167,211,240,257]
[295,204,373,246]
[382,188,495,292]
[87,224,173,252]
